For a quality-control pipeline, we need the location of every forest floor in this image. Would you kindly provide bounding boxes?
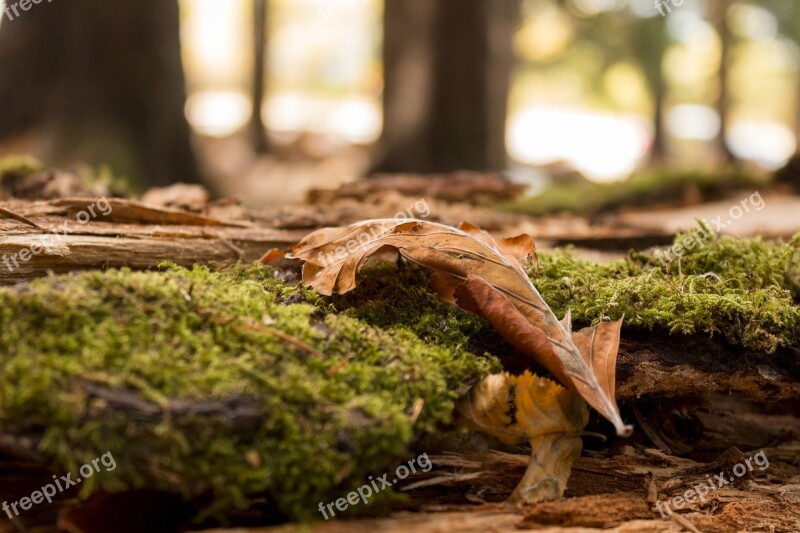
[0,166,798,532]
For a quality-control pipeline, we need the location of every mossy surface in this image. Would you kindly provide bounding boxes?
[0,155,44,182]
[533,230,800,352]
[498,167,767,216]
[0,264,495,520]
[0,155,130,196]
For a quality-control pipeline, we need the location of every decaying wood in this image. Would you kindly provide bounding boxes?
[472,328,799,448]
[196,446,800,532]
[616,334,800,403]
[308,172,527,205]
[0,197,306,284]
[0,193,547,287]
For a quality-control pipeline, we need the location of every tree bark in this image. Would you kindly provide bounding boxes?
[0,0,200,188]
[375,0,519,174]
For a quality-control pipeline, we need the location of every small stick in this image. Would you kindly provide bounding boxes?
[0,206,42,229]
[237,317,327,359]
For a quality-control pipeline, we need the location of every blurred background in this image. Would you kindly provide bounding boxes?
[1,0,799,207]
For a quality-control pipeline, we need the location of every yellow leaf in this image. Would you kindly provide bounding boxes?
[457,372,588,504]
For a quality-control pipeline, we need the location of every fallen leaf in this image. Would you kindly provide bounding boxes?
[456,372,588,503]
[262,219,631,436]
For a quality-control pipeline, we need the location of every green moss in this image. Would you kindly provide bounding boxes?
[498,167,768,216]
[0,155,44,182]
[533,229,800,352]
[0,264,495,520]
[329,262,493,349]
[77,163,133,197]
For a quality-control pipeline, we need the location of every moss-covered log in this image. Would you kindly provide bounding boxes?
[535,229,800,354]
[0,264,498,521]
[0,223,798,525]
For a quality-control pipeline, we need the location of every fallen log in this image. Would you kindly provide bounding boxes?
[0,197,306,284]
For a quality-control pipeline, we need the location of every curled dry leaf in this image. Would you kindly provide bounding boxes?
[262,219,631,436]
[456,372,588,503]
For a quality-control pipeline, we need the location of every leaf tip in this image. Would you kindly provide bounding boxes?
[259,249,285,264]
[617,423,634,438]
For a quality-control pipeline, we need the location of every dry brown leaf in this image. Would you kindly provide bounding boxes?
[262,219,631,436]
[456,372,588,503]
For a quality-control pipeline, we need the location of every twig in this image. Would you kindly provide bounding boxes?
[326,355,351,377]
[219,238,245,260]
[402,472,488,492]
[408,398,425,425]
[235,317,327,359]
[0,206,42,229]
[633,404,673,454]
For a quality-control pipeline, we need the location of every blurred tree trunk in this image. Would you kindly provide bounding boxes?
[651,85,668,162]
[249,0,270,154]
[375,0,519,173]
[711,1,735,163]
[634,17,669,163]
[772,4,800,190]
[0,0,200,188]
[775,153,800,189]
